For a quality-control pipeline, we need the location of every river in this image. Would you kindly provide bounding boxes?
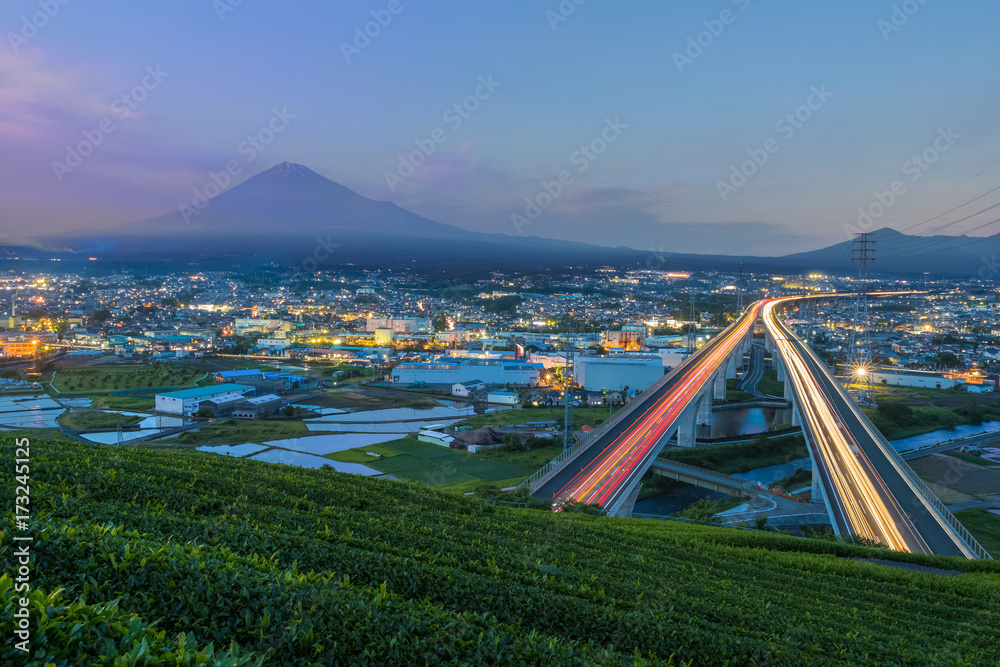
[889,421,1000,453]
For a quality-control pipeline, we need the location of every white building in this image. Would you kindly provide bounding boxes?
[869,369,963,389]
[258,338,290,351]
[435,329,471,346]
[452,380,486,397]
[234,319,293,336]
[366,316,431,334]
[392,359,540,386]
[573,357,665,392]
[155,384,254,416]
[487,391,520,405]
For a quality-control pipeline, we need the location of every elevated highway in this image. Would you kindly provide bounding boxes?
[527,302,763,514]
[763,298,990,559]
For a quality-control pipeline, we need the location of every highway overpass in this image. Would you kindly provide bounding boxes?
[526,302,763,515]
[522,293,990,559]
[763,298,990,559]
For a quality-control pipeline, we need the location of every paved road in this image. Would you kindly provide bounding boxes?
[534,304,764,510]
[766,301,968,557]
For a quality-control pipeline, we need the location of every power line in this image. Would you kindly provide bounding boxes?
[847,233,876,406]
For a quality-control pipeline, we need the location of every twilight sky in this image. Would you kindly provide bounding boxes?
[1,0,998,255]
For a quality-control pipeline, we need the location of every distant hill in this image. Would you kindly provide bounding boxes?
[775,227,999,276]
[26,162,1000,275]
[4,433,998,664]
[43,162,646,270]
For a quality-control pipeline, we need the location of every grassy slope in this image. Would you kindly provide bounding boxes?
[2,433,999,665]
[953,508,1000,557]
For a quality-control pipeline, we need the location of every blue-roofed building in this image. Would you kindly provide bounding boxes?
[215,369,264,384]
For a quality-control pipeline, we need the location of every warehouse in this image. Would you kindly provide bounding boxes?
[869,369,963,389]
[573,357,665,392]
[392,359,541,387]
[155,384,254,416]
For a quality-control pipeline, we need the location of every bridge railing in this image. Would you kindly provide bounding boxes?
[867,427,993,560]
[775,307,994,561]
[520,312,754,493]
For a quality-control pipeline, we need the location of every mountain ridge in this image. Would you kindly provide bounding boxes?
[24,162,1000,276]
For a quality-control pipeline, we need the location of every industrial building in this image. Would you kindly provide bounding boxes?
[232,394,286,420]
[155,384,254,416]
[391,359,541,387]
[487,391,520,405]
[869,369,963,389]
[573,357,665,392]
[233,319,294,336]
[365,316,431,334]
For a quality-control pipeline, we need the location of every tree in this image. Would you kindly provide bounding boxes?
[433,312,449,332]
[53,320,71,341]
[500,433,522,451]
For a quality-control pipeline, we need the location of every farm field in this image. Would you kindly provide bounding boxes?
[57,409,144,431]
[1,432,998,665]
[50,363,210,394]
[157,419,314,446]
[325,436,534,490]
[457,407,610,430]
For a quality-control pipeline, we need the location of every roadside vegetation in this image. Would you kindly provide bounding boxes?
[719,370,786,403]
[660,433,809,475]
[953,508,1000,558]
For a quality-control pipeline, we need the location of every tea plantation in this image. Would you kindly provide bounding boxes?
[2,434,999,665]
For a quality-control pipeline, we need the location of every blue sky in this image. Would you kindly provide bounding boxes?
[2,0,998,255]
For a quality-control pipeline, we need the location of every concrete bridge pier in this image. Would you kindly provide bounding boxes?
[610,480,645,517]
[697,390,713,437]
[677,399,699,448]
[714,372,727,400]
[774,353,786,383]
[726,352,738,380]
